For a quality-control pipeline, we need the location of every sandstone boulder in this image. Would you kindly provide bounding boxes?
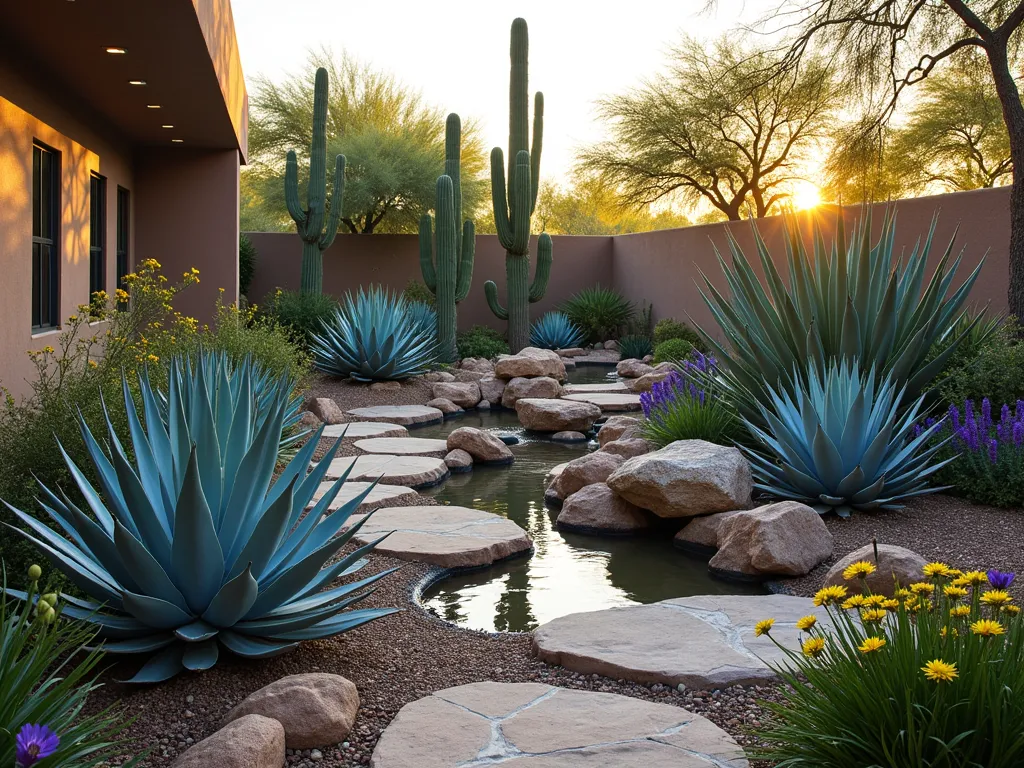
[431,382,481,409]
[606,440,752,518]
[549,450,625,502]
[556,347,587,358]
[604,339,619,351]
[478,399,491,410]
[426,397,464,416]
[501,376,562,408]
[557,483,649,535]
[478,375,506,405]
[551,431,587,442]
[494,347,567,381]
[175,715,284,768]
[673,510,744,554]
[616,359,655,379]
[297,411,322,429]
[369,381,401,392]
[460,357,495,373]
[444,449,474,472]
[709,501,833,579]
[222,674,359,750]
[305,397,344,425]
[516,398,602,433]
[597,416,642,446]
[629,370,673,393]
[452,368,488,382]
[446,426,514,465]
[600,437,653,459]
[823,543,929,597]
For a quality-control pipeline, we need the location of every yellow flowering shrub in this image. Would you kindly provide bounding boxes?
[754,558,1023,766]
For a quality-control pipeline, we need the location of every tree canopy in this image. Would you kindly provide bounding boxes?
[578,35,840,221]
[244,49,487,234]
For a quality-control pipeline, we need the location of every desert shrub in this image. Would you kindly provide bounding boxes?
[402,279,436,307]
[653,317,706,351]
[653,337,696,364]
[457,325,509,360]
[640,352,744,447]
[925,399,1024,508]
[560,285,633,343]
[937,318,1024,407]
[239,233,257,296]
[755,561,1024,768]
[1,567,140,767]
[262,289,339,348]
[618,334,653,361]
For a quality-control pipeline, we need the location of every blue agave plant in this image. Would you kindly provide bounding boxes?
[2,353,398,683]
[742,359,952,517]
[530,311,584,350]
[406,300,438,340]
[311,287,437,381]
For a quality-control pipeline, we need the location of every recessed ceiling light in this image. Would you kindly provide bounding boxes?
[105,47,127,54]
[146,104,161,109]
[161,124,174,129]
[171,139,184,143]
[128,80,146,86]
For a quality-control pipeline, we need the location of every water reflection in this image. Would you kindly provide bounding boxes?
[414,366,764,633]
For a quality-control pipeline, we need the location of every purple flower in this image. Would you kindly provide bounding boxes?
[949,403,961,431]
[982,398,992,430]
[987,570,1016,590]
[988,438,998,464]
[1017,400,1024,422]
[1014,421,1024,447]
[15,724,59,767]
[1001,403,1011,426]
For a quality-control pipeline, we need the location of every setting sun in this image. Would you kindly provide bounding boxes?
[792,181,821,210]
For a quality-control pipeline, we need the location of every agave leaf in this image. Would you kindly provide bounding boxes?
[269,607,402,641]
[182,639,219,671]
[202,565,259,628]
[174,620,219,642]
[113,520,188,611]
[217,630,297,659]
[101,635,177,654]
[171,448,225,613]
[228,475,297,581]
[120,644,185,684]
[122,591,193,629]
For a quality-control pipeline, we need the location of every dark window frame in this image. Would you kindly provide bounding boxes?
[116,186,130,292]
[89,172,106,298]
[32,142,60,331]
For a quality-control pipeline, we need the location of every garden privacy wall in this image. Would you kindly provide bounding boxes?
[246,185,1010,335]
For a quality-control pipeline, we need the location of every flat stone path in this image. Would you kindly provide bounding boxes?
[561,392,643,412]
[533,594,820,689]
[323,422,408,439]
[317,455,449,489]
[561,381,629,395]
[307,481,418,513]
[348,506,531,569]
[354,437,449,456]
[346,405,443,426]
[370,682,747,767]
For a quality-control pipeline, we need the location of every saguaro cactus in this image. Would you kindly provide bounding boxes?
[285,67,345,295]
[484,17,553,353]
[419,113,475,362]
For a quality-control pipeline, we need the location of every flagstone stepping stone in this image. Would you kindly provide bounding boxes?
[346,405,443,427]
[322,422,409,439]
[516,398,602,432]
[561,392,643,412]
[317,455,449,489]
[369,682,747,767]
[347,506,531,568]
[533,594,822,690]
[354,437,449,457]
[561,381,630,395]
[308,481,418,513]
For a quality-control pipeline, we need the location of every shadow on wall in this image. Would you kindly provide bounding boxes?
[245,186,1011,335]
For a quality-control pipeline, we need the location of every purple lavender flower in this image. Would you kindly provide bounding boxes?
[1014,421,1024,447]
[988,438,998,464]
[987,570,1016,589]
[982,398,992,430]
[1017,400,1024,422]
[913,424,923,439]
[1001,403,1011,426]
[15,724,59,767]
[949,403,961,431]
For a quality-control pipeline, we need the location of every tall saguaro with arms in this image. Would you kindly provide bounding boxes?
[419,113,476,362]
[484,17,553,353]
[285,67,346,295]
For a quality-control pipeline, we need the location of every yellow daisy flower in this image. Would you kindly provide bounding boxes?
[894,587,912,599]
[923,562,952,578]
[922,659,958,683]
[881,599,900,610]
[863,594,887,607]
[910,582,936,594]
[950,605,972,618]
[1003,605,1021,616]
[754,618,775,637]
[860,608,887,623]
[943,585,968,601]
[813,585,848,606]
[962,571,988,586]
[843,561,877,580]
[841,595,867,610]
[858,636,886,653]
[795,615,817,632]
[971,619,1005,637]
[981,590,1013,607]
[802,637,826,658]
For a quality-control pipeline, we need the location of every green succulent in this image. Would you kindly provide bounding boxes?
[742,359,952,517]
[560,285,633,343]
[311,286,437,381]
[530,311,584,350]
[618,334,653,361]
[697,209,986,428]
[2,353,398,683]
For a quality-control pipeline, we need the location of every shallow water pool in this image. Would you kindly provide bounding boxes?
[412,365,763,633]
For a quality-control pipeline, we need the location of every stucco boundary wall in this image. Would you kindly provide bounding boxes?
[246,186,1010,335]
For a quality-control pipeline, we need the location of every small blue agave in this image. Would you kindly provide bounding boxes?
[530,311,584,350]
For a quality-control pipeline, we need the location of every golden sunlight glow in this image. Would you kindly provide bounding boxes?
[792,181,821,210]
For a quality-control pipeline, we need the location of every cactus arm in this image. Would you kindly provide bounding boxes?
[484,280,509,320]
[319,154,346,251]
[490,148,513,248]
[455,219,475,303]
[418,214,437,293]
[510,150,531,255]
[508,17,530,186]
[530,92,544,213]
[284,151,306,228]
[444,113,463,261]
[529,233,553,303]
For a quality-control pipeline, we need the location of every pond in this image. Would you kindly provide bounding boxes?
[413,364,764,633]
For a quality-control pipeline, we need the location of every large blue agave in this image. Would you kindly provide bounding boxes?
[311,287,437,381]
[2,353,398,683]
[530,311,584,350]
[743,359,952,517]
